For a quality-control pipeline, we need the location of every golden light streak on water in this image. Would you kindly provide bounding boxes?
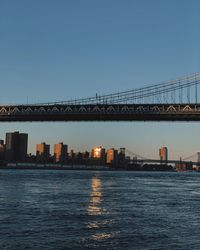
[87,176,103,216]
[87,176,112,241]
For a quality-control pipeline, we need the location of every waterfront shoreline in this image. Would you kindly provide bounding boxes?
[0,165,110,171]
[0,165,178,171]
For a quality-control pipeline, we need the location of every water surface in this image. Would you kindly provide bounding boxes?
[0,170,200,249]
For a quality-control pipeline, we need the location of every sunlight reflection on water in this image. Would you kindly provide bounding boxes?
[87,176,112,241]
[92,233,112,240]
[87,176,103,216]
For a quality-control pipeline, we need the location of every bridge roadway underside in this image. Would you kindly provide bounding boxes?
[0,104,200,121]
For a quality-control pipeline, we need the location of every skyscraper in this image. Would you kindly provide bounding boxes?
[36,142,50,163]
[106,148,118,164]
[91,146,106,160]
[159,146,168,162]
[54,142,68,163]
[0,140,5,160]
[118,147,126,162]
[197,152,200,164]
[5,132,28,161]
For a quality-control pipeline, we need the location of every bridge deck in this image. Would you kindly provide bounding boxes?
[0,104,200,121]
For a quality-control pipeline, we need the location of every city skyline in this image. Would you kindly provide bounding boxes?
[0,120,199,160]
[0,0,200,159]
[0,130,199,162]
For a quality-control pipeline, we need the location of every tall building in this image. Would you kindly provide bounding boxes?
[91,146,106,160]
[0,140,5,160]
[197,152,200,164]
[54,142,68,163]
[118,147,126,162]
[36,142,50,163]
[159,146,168,162]
[106,148,118,164]
[5,132,28,161]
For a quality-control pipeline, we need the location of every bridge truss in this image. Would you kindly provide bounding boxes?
[0,73,200,122]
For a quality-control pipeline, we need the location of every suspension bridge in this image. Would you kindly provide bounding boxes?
[1,72,200,122]
[126,149,200,166]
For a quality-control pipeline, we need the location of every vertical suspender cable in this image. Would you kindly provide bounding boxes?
[195,73,198,104]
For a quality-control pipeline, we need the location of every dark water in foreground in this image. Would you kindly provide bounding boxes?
[0,170,200,250]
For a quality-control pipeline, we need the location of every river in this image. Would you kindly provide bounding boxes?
[0,170,200,249]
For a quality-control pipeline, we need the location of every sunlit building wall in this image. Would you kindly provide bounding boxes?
[159,146,168,162]
[54,142,68,163]
[36,142,50,163]
[106,148,118,164]
[91,146,106,160]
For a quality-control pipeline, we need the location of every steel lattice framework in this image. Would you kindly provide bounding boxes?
[0,73,200,122]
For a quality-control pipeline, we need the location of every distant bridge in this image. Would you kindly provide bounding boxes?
[126,149,199,166]
[1,73,200,122]
[132,159,197,165]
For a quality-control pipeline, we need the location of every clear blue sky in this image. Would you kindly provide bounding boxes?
[0,0,200,159]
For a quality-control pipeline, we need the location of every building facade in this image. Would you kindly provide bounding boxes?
[0,140,5,160]
[5,132,28,162]
[36,142,50,163]
[91,146,106,160]
[106,148,118,164]
[54,142,68,163]
[159,146,168,162]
